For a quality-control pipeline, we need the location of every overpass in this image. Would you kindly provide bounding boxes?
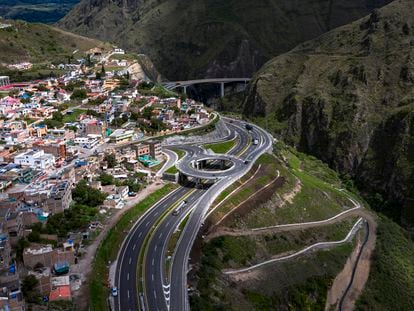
[162,78,251,98]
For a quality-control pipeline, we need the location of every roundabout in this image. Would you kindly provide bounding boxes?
[176,152,246,181]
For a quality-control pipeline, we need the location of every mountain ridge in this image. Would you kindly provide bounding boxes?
[59,0,392,80]
[242,0,414,228]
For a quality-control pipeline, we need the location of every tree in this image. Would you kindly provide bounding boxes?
[70,89,87,101]
[72,180,107,207]
[52,111,64,122]
[142,106,154,120]
[22,275,40,303]
[98,173,115,186]
[104,153,117,168]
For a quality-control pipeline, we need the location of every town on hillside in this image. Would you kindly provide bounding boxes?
[0,46,212,309]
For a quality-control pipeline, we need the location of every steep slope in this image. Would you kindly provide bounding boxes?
[59,0,391,80]
[0,19,108,64]
[243,0,414,228]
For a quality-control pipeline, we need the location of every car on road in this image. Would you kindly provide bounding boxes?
[128,192,137,197]
[111,287,118,297]
[173,200,187,216]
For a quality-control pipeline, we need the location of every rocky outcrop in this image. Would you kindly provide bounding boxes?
[243,0,414,227]
[59,0,391,80]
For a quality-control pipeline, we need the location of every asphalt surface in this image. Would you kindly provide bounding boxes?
[114,117,273,311]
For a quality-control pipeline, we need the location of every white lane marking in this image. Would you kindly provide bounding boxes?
[127,290,130,299]
[138,232,142,238]
[133,244,136,250]
[145,221,150,227]
[155,245,157,251]
[154,212,159,217]
[159,232,163,239]
[152,274,154,281]
[129,257,132,265]
[153,290,157,299]
[127,273,130,281]
[152,258,155,266]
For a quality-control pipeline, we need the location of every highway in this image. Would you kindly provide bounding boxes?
[114,117,273,311]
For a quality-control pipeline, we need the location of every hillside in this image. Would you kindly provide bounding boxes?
[0,19,108,65]
[0,1,79,24]
[242,0,414,229]
[59,0,391,80]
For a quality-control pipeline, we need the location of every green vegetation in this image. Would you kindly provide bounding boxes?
[228,147,353,229]
[165,165,178,174]
[62,108,86,123]
[72,180,107,207]
[204,139,236,154]
[22,275,40,303]
[357,216,414,310]
[191,235,354,310]
[209,218,357,269]
[103,153,117,168]
[171,148,185,160]
[138,82,179,98]
[89,184,177,311]
[0,19,109,67]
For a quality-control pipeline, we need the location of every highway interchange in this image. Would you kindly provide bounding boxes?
[114,118,273,311]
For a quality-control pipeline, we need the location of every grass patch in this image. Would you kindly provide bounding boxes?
[165,165,178,174]
[171,148,186,160]
[63,108,86,123]
[88,183,177,311]
[229,148,354,229]
[204,139,236,154]
[357,216,414,310]
[212,217,358,269]
[191,234,355,310]
[208,154,280,225]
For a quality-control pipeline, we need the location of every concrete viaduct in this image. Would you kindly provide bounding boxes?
[162,78,251,98]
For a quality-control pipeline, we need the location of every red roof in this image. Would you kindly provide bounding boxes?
[49,285,71,301]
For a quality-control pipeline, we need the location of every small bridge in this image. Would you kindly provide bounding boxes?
[162,78,251,98]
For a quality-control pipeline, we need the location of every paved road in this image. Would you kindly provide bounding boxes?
[114,117,273,311]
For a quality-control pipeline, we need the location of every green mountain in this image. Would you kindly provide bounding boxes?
[59,0,391,80]
[0,19,108,65]
[243,0,414,229]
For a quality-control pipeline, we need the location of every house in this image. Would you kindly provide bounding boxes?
[23,244,75,270]
[146,140,162,160]
[109,129,134,144]
[34,142,67,160]
[46,181,72,214]
[135,143,150,157]
[74,136,100,149]
[14,150,55,169]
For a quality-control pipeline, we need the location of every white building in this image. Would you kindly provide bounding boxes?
[74,136,100,149]
[14,150,55,169]
[109,129,134,144]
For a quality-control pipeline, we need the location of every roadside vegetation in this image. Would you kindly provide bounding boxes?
[204,139,236,154]
[191,238,355,310]
[207,218,358,270]
[356,216,414,310]
[89,184,177,311]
